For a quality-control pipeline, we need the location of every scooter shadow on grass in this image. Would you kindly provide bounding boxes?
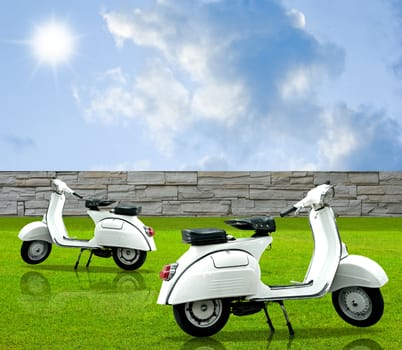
[19,269,148,298]
[176,330,384,350]
[21,263,154,275]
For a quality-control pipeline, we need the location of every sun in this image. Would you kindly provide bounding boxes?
[29,18,77,69]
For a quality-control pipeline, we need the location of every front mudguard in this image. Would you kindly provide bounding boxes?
[18,221,52,243]
[158,250,260,305]
[329,255,388,292]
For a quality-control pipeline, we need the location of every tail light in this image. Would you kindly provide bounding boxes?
[145,226,155,237]
[159,263,178,281]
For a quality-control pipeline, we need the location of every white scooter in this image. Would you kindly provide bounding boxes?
[18,179,156,270]
[157,183,388,337]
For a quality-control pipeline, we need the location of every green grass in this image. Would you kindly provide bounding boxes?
[0,216,401,349]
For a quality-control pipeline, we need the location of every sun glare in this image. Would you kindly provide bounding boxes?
[30,18,77,68]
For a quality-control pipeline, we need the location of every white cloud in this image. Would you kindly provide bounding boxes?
[192,81,248,123]
[102,9,175,54]
[279,66,312,100]
[286,8,306,29]
[74,0,402,170]
[318,108,359,168]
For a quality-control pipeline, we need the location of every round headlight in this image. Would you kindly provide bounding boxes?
[322,186,335,205]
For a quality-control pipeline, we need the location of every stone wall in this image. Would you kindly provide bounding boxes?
[1,171,402,217]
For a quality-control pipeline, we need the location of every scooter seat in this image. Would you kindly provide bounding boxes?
[225,216,276,234]
[85,199,116,210]
[182,228,227,246]
[114,203,142,216]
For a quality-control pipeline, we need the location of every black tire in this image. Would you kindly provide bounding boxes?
[173,299,230,337]
[112,247,147,270]
[332,287,384,327]
[21,240,52,265]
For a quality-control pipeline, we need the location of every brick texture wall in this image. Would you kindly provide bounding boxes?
[1,171,402,217]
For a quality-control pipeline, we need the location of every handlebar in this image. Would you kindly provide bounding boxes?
[280,206,297,217]
[73,192,83,199]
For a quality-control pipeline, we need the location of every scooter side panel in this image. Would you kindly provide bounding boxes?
[95,218,156,251]
[329,254,389,291]
[164,251,260,305]
[18,221,52,243]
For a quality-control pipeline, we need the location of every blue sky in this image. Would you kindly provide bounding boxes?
[2,0,402,171]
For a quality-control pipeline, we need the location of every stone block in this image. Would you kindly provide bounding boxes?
[136,186,177,201]
[139,201,163,215]
[16,178,51,187]
[0,187,36,201]
[0,173,16,186]
[332,200,361,216]
[166,172,197,185]
[17,201,25,216]
[314,172,349,185]
[271,172,291,185]
[250,188,304,201]
[78,171,127,185]
[163,200,231,216]
[127,172,165,185]
[349,172,379,185]
[16,171,56,179]
[108,185,136,201]
[179,186,214,200]
[290,174,314,185]
[0,201,17,215]
[379,172,402,184]
[357,185,385,195]
[335,185,357,199]
[198,172,270,185]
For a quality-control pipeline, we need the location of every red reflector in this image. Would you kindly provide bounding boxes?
[160,265,171,280]
[145,226,155,237]
[159,263,178,281]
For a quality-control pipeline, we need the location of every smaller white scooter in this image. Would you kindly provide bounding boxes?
[157,183,388,337]
[18,179,156,270]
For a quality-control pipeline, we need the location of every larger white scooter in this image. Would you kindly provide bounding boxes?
[18,179,156,270]
[157,183,388,337]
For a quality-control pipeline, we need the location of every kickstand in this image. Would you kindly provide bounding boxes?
[86,250,94,268]
[74,248,86,270]
[262,303,275,333]
[277,301,295,336]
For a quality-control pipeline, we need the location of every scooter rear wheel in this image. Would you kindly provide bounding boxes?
[332,286,384,327]
[173,299,230,337]
[21,240,52,264]
[112,247,147,270]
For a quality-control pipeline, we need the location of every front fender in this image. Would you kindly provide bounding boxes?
[158,250,260,305]
[330,255,388,292]
[18,221,52,243]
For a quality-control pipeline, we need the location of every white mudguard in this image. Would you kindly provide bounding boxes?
[159,250,260,305]
[330,254,388,291]
[18,221,52,243]
[95,217,156,251]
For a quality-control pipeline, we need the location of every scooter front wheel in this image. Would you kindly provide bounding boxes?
[112,247,147,270]
[173,299,230,337]
[21,240,52,265]
[332,286,384,327]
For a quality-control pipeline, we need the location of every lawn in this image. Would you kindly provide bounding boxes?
[0,216,400,350]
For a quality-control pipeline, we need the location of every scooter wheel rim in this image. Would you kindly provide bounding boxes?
[184,300,223,328]
[117,248,140,265]
[338,287,372,320]
[28,241,48,261]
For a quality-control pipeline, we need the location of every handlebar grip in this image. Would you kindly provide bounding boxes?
[280,206,297,217]
[73,192,83,199]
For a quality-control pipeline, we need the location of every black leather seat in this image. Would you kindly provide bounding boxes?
[182,228,227,245]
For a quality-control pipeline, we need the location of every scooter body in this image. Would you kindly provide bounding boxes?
[18,179,156,270]
[157,184,388,337]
